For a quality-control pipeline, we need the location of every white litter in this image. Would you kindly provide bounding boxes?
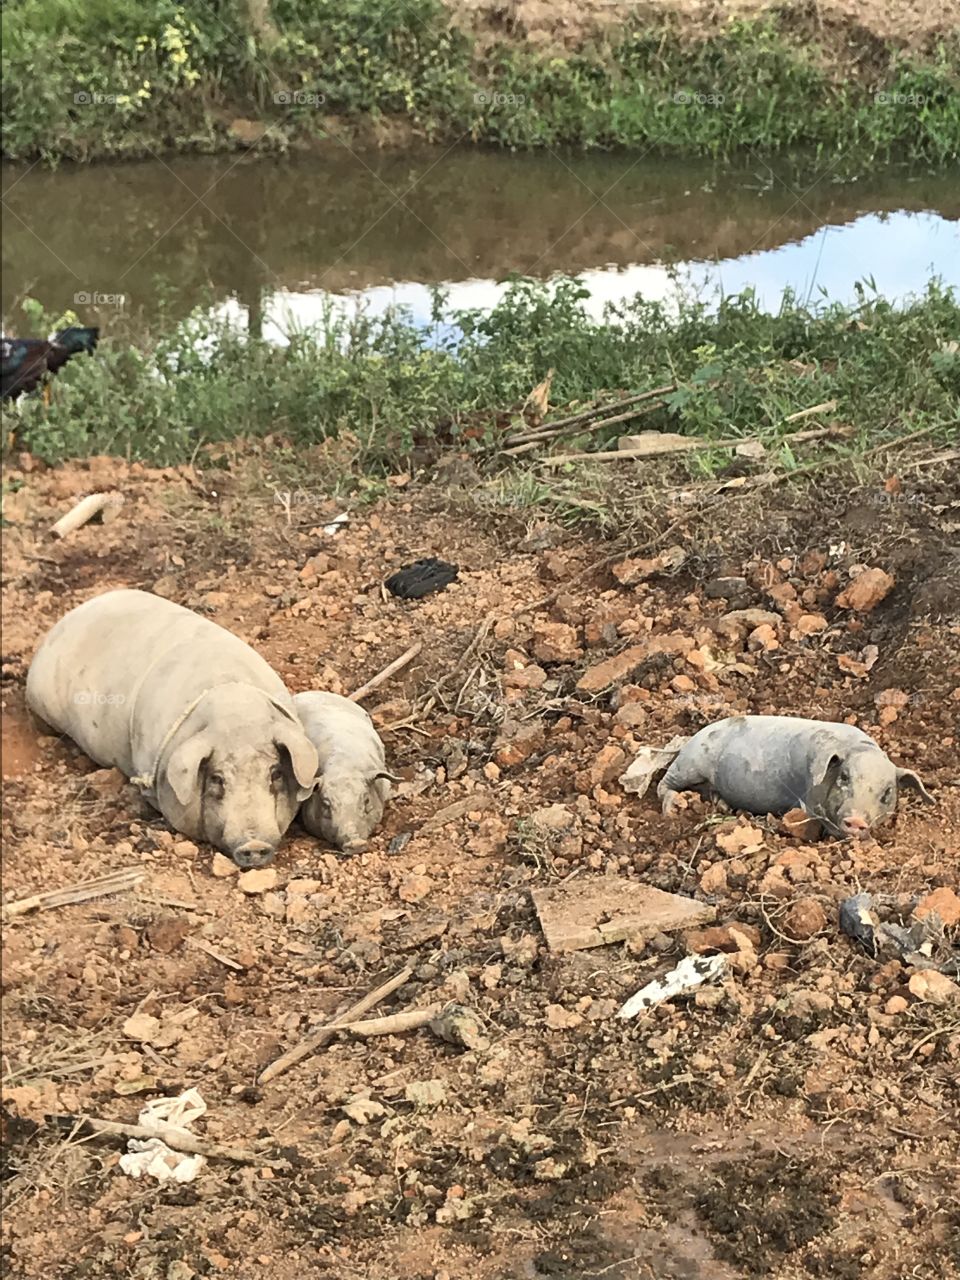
[118,1087,207,1184]
[616,953,727,1019]
[620,735,690,797]
[322,512,349,536]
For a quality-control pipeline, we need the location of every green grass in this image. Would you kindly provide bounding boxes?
[4,279,958,473]
[2,0,958,165]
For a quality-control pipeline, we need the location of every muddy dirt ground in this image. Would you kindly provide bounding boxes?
[2,446,959,1280]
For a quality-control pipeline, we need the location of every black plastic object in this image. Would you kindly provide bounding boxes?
[385,558,459,600]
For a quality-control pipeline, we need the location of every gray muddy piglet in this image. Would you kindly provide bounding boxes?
[293,691,397,851]
[657,714,934,837]
[26,589,318,867]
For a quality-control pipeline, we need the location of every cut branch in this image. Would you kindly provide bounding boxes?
[50,1113,284,1166]
[539,424,850,467]
[2,867,145,920]
[50,492,124,540]
[258,964,414,1083]
[350,643,422,702]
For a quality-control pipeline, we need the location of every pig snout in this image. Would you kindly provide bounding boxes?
[840,814,870,837]
[230,838,276,868]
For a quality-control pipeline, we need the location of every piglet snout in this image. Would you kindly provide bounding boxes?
[841,814,869,837]
[231,839,276,868]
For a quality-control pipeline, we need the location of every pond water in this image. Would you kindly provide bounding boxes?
[2,148,958,340]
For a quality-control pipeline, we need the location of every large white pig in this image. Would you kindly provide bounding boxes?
[26,589,318,867]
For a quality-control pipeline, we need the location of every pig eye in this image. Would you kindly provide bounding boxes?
[270,764,285,787]
[207,772,225,793]
[881,786,893,803]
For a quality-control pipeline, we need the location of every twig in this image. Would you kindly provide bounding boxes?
[258,964,414,1083]
[339,1004,442,1037]
[906,1022,960,1061]
[503,384,676,445]
[186,936,245,971]
[50,492,124,540]
[2,867,145,920]
[539,424,848,467]
[783,399,838,423]
[501,401,667,456]
[349,643,423,702]
[50,1114,284,1167]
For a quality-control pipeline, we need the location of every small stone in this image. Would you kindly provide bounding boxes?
[237,868,278,895]
[531,620,581,663]
[783,898,827,941]
[671,674,696,694]
[885,995,908,1015]
[716,824,764,855]
[699,863,728,894]
[836,568,895,613]
[399,874,432,904]
[261,892,286,919]
[716,608,781,644]
[795,613,828,636]
[748,623,779,651]
[545,1004,584,1030]
[704,577,748,600]
[122,1013,161,1043]
[264,584,284,599]
[341,1095,386,1124]
[173,840,199,858]
[404,1079,447,1107]
[146,916,190,954]
[576,633,693,693]
[908,969,960,1005]
[529,804,574,833]
[914,887,960,927]
[210,853,238,878]
[780,809,822,841]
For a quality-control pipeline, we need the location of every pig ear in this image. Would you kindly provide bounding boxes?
[896,769,935,805]
[812,743,844,789]
[165,732,212,807]
[274,725,319,800]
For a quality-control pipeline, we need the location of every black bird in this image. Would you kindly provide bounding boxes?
[1,327,99,402]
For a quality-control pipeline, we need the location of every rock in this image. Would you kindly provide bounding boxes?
[716,608,781,644]
[783,898,827,941]
[611,546,686,585]
[795,613,828,636]
[908,969,960,1005]
[405,1079,447,1107]
[715,824,765,855]
[341,1096,386,1124]
[704,577,749,600]
[261,892,287,919]
[615,703,648,728]
[529,804,575,834]
[884,995,908,1015]
[748,623,779,651]
[399,874,432,904]
[545,1004,584,1030]
[122,1013,161,1043]
[502,649,548,690]
[836,568,895,612]
[671,674,696,693]
[146,917,191,954]
[780,809,822,841]
[576,633,694,693]
[685,924,759,954]
[210,853,238,878]
[173,840,199,858]
[495,722,545,768]
[914,887,960,927]
[699,863,728,894]
[237,868,278,895]
[84,767,127,799]
[531,621,581,663]
[586,744,627,788]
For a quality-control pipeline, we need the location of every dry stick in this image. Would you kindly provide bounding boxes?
[503,383,676,445]
[783,399,838,423]
[349,642,423,702]
[185,936,245,972]
[540,423,848,467]
[2,867,145,920]
[50,492,124,540]
[53,1114,284,1167]
[501,401,667,456]
[258,964,414,1084]
[340,1004,442,1038]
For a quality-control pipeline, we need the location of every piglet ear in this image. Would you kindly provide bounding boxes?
[813,747,843,789]
[897,768,935,805]
[165,732,212,807]
[275,725,319,801]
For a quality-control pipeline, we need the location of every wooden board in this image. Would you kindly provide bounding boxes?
[531,875,716,954]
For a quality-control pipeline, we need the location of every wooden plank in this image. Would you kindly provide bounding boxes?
[531,876,716,953]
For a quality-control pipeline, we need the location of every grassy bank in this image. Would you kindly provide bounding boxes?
[2,0,958,165]
[3,282,958,481]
